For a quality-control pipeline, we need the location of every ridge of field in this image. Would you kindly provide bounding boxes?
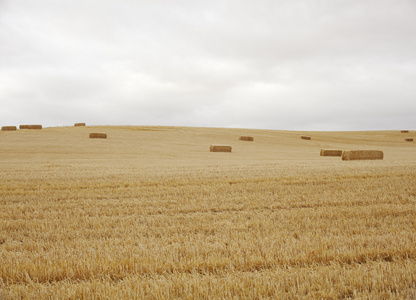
[0,126,414,169]
[0,126,415,299]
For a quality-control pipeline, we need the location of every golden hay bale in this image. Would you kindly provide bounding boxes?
[401,130,409,133]
[320,149,343,157]
[342,150,383,161]
[405,138,413,142]
[210,145,232,152]
[301,136,311,140]
[75,123,86,127]
[19,125,30,129]
[239,136,254,141]
[28,125,42,129]
[1,126,17,131]
[89,133,107,139]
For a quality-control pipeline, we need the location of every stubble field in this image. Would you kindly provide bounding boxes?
[1,126,415,299]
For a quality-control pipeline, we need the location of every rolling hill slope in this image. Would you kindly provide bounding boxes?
[1,126,415,299]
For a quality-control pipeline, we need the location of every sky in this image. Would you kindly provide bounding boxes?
[1,0,415,131]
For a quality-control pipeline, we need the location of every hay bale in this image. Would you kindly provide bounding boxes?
[89,133,107,139]
[1,126,17,131]
[75,123,86,127]
[19,125,41,129]
[320,149,343,157]
[401,130,409,133]
[342,150,383,161]
[301,136,311,140]
[210,145,232,152]
[405,138,413,142]
[239,136,254,141]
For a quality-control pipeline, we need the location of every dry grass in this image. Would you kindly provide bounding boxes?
[0,126,416,299]
[320,149,343,157]
[89,133,107,139]
[342,150,384,161]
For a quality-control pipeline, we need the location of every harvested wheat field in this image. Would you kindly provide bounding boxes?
[0,126,416,299]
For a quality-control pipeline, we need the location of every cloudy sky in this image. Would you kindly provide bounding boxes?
[1,0,415,130]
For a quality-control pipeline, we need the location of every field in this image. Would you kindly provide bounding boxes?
[1,126,415,299]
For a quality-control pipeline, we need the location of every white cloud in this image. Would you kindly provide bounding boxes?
[1,0,415,130]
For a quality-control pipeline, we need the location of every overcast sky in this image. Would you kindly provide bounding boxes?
[1,0,415,130]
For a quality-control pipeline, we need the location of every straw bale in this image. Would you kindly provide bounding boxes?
[28,125,42,129]
[405,138,413,142]
[320,149,343,157]
[19,125,30,129]
[301,136,311,140]
[239,136,254,141]
[75,123,86,127]
[210,145,232,152]
[342,150,383,161]
[401,130,409,133]
[89,133,107,139]
[1,126,17,131]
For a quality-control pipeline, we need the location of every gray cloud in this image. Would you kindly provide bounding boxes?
[1,0,415,130]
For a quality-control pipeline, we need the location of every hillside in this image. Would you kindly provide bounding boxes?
[1,125,414,171]
[1,126,415,299]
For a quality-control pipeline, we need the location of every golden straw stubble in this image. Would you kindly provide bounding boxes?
[210,145,232,152]
[89,133,107,139]
[0,126,415,299]
[320,149,343,157]
[342,150,383,160]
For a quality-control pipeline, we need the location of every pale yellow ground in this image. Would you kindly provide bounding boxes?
[0,126,415,299]
[1,126,414,174]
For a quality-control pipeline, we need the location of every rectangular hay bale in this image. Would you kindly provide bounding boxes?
[89,133,107,139]
[28,125,42,129]
[75,123,86,127]
[1,126,17,131]
[239,136,254,141]
[210,145,232,152]
[301,136,311,140]
[342,150,383,161]
[320,149,343,157]
[405,138,413,142]
[19,125,30,129]
[401,130,409,133]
